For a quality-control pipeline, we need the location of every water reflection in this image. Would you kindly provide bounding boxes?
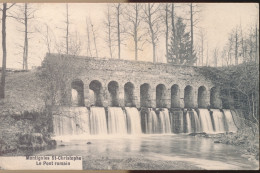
[36,134,258,170]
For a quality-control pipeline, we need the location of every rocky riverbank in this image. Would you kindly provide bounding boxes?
[189,130,259,161]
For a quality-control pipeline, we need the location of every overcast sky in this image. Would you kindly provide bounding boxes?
[0,3,259,69]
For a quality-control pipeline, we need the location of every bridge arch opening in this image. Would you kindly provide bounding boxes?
[140,83,151,107]
[89,80,103,106]
[171,84,180,108]
[184,85,194,108]
[210,87,221,108]
[198,86,207,108]
[156,84,167,108]
[108,81,119,107]
[71,79,85,106]
[124,82,135,107]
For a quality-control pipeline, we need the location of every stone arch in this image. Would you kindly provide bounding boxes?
[124,82,135,107]
[171,84,180,108]
[108,81,119,107]
[210,87,222,108]
[184,85,194,108]
[89,80,103,106]
[198,86,207,108]
[156,84,167,108]
[140,83,151,107]
[71,79,85,106]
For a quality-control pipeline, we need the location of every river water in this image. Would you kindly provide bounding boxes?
[35,134,259,170]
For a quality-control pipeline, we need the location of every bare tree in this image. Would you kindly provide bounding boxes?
[104,4,114,59]
[143,3,162,63]
[206,41,209,66]
[35,23,55,55]
[66,3,69,54]
[234,27,239,65]
[255,24,258,63]
[111,3,126,59]
[123,3,144,61]
[188,3,200,65]
[198,29,206,66]
[0,3,15,99]
[10,3,36,70]
[213,47,219,67]
[86,18,92,57]
[164,3,170,61]
[89,17,98,58]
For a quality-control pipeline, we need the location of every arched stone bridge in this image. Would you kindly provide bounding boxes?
[45,54,222,109]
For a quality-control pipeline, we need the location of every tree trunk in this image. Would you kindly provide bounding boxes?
[117,4,121,59]
[235,29,238,65]
[190,3,193,61]
[171,4,177,61]
[23,3,28,70]
[0,3,7,99]
[86,19,92,57]
[66,4,69,55]
[148,4,156,63]
[201,34,204,66]
[206,42,209,66]
[108,7,113,59]
[165,4,169,61]
[255,25,258,63]
[90,19,98,58]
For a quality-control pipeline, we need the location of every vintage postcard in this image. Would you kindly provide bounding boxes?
[0,0,259,170]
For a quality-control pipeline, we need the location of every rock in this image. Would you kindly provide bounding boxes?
[87,142,92,144]
[214,140,221,143]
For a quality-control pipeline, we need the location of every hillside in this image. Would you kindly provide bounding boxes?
[0,70,46,116]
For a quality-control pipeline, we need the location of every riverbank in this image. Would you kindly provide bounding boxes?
[190,129,259,161]
[83,153,203,170]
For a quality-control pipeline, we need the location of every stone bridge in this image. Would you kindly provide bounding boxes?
[44,54,222,109]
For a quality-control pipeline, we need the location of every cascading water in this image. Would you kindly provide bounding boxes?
[184,109,201,133]
[125,107,142,134]
[89,107,108,135]
[197,109,214,133]
[52,105,240,137]
[158,108,171,133]
[223,109,237,132]
[210,109,226,133]
[53,107,90,136]
[142,108,159,134]
[184,109,192,133]
[107,107,127,134]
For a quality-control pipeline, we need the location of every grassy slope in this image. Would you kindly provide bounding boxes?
[0,70,46,115]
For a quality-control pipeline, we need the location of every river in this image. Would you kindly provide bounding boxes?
[35,134,259,170]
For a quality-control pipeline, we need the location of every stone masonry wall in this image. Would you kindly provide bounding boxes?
[45,54,217,108]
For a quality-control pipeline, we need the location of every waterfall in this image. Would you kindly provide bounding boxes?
[169,110,184,133]
[125,107,142,134]
[184,110,192,133]
[89,107,108,135]
[158,108,171,133]
[198,109,214,133]
[210,109,226,133]
[107,107,127,134]
[184,109,201,133]
[53,107,90,136]
[52,105,239,136]
[143,108,159,134]
[223,109,237,132]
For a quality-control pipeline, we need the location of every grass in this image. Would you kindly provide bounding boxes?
[0,70,46,115]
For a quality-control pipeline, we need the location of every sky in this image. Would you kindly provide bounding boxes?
[0,3,259,69]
